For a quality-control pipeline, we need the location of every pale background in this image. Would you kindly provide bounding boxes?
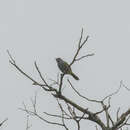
[0,0,130,130]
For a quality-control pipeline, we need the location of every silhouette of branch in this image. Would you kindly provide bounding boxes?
[26,115,32,130]
[34,61,48,86]
[43,112,71,120]
[75,53,94,61]
[117,115,130,129]
[56,99,69,130]
[67,79,101,103]
[121,82,130,91]
[0,118,8,127]
[70,28,94,66]
[43,111,88,120]
[7,51,50,91]
[112,108,130,130]
[117,107,120,121]
[102,81,122,102]
[20,94,64,127]
[101,101,110,127]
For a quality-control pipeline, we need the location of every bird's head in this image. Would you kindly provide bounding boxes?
[56,58,62,63]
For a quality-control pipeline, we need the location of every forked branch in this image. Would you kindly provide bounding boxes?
[8,29,130,130]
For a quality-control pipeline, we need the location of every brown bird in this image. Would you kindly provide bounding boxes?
[56,58,79,80]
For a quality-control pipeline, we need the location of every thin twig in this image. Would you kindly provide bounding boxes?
[117,107,120,121]
[75,53,94,61]
[26,115,32,130]
[44,112,88,120]
[57,99,69,130]
[7,50,15,63]
[101,102,109,127]
[20,99,64,127]
[7,50,57,92]
[121,81,130,91]
[34,61,48,85]
[0,118,8,127]
[67,79,101,103]
[70,29,90,66]
[43,112,71,119]
[102,81,122,102]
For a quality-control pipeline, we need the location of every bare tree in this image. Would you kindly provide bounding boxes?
[7,29,130,130]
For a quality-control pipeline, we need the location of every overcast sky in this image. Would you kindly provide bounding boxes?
[0,0,130,130]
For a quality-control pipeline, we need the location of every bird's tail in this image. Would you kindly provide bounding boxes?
[71,72,79,80]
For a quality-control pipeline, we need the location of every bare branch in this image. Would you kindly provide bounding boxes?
[26,115,32,130]
[117,115,130,129]
[76,121,80,130]
[7,50,15,63]
[57,99,69,130]
[7,50,58,93]
[78,28,83,47]
[117,107,121,121]
[75,53,94,61]
[0,118,8,127]
[94,105,110,115]
[78,112,86,122]
[55,94,106,129]
[43,112,71,120]
[70,29,91,66]
[20,99,64,127]
[43,112,88,120]
[34,112,64,127]
[68,79,101,103]
[34,61,48,86]
[101,102,110,127]
[112,108,130,130]
[48,78,59,87]
[108,114,114,126]
[121,81,130,91]
[61,112,69,130]
[30,92,37,113]
[102,81,122,102]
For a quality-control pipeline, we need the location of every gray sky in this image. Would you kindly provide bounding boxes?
[0,0,130,130]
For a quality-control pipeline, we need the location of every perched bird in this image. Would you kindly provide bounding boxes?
[56,58,79,80]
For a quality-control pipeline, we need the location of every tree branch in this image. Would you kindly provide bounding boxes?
[70,28,93,66]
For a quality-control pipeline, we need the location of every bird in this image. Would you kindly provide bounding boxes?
[56,58,79,80]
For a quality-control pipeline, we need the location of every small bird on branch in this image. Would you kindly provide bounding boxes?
[56,58,79,80]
